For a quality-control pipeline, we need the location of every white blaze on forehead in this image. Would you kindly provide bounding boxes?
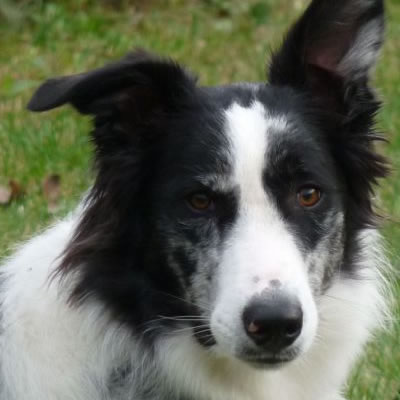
[224,101,287,208]
[211,102,318,356]
[221,100,305,290]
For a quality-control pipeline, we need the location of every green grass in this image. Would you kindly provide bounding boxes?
[0,1,399,398]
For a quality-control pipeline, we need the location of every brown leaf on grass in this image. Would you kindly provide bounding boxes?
[0,179,24,206]
[42,174,61,213]
[0,184,12,205]
[9,179,24,199]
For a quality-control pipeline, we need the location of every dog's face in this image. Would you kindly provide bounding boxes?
[28,0,387,368]
[142,88,344,365]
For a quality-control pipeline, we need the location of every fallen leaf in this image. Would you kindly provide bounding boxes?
[0,184,12,205]
[42,174,61,213]
[9,179,24,199]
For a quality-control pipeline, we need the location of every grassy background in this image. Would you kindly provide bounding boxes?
[0,0,399,398]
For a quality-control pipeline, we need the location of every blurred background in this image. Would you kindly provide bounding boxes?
[0,0,399,398]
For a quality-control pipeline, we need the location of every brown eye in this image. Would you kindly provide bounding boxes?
[187,193,213,211]
[297,187,321,208]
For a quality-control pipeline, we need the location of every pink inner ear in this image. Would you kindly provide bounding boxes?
[306,28,356,75]
[310,52,340,73]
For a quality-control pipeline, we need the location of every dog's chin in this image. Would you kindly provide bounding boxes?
[207,341,301,371]
[238,354,297,370]
[234,346,302,371]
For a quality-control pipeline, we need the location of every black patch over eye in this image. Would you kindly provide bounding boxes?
[186,192,214,212]
[297,187,321,208]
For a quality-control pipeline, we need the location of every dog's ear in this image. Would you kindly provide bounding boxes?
[270,0,388,229]
[269,0,384,111]
[28,50,196,120]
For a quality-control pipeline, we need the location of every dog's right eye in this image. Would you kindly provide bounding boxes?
[297,187,321,208]
[186,193,214,213]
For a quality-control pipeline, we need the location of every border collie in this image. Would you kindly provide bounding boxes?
[0,0,391,399]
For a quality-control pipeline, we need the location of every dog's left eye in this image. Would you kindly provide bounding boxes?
[297,187,321,208]
[187,193,214,212]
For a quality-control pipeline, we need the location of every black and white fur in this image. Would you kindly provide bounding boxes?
[0,1,391,399]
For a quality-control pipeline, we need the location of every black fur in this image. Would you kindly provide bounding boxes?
[268,0,389,275]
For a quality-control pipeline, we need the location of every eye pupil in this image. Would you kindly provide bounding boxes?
[298,187,321,207]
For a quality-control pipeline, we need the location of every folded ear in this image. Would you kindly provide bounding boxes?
[27,50,197,118]
[269,0,384,111]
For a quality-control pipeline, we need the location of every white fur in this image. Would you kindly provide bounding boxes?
[339,18,383,78]
[210,102,317,358]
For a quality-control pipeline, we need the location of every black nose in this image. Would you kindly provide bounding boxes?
[242,293,303,351]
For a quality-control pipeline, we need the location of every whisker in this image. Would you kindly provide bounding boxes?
[171,325,210,335]
[152,290,212,313]
[138,316,205,330]
[157,315,208,321]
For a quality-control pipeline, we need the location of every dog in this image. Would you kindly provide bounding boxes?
[0,0,390,399]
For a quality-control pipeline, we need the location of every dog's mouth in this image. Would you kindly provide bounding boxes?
[237,348,300,369]
[240,355,293,369]
[191,324,300,369]
[189,317,301,368]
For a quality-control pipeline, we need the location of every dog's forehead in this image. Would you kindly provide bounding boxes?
[223,100,288,187]
[204,84,294,192]
[160,84,312,190]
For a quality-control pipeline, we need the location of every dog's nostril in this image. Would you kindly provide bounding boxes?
[247,321,260,334]
[285,319,302,337]
[242,293,303,351]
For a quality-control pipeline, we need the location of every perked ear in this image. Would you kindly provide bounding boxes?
[269,0,384,111]
[27,49,197,118]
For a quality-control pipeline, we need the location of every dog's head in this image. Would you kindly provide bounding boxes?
[28,0,387,368]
